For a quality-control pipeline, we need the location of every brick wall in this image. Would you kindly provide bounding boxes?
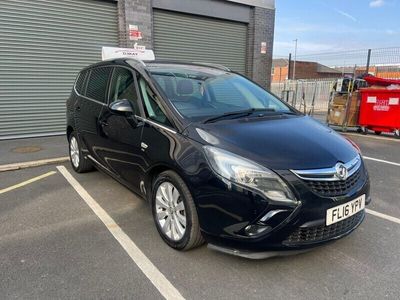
[117,0,152,49]
[271,66,289,83]
[247,7,275,90]
[272,62,341,82]
[245,11,255,78]
[290,61,319,80]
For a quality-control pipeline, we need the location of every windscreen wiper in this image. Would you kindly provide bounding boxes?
[203,108,275,124]
[279,111,298,115]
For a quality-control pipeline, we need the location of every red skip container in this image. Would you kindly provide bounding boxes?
[358,88,400,135]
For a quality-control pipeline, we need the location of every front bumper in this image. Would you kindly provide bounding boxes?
[192,162,371,253]
[207,243,313,259]
[207,210,365,259]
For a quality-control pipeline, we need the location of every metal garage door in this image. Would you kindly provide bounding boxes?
[0,0,118,139]
[153,9,247,74]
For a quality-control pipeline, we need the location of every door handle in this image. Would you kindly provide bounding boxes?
[100,121,108,127]
[75,106,81,112]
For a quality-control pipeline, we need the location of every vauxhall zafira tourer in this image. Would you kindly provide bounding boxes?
[66,58,370,258]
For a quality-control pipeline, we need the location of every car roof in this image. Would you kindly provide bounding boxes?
[146,60,231,72]
[81,58,137,71]
[81,58,232,75]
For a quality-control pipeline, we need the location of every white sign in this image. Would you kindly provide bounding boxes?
[261,42,267,54]
[129,24,142,41]
[102,47,155,61]
[133,42,146,52]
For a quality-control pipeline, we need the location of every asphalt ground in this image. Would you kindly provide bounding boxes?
[0,134,399,299]
[0,135,67,165]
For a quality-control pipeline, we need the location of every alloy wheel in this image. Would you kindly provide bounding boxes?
[70,136,80,168]
[155,182,187,241]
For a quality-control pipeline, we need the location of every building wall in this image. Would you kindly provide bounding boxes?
[291,62,318,80]
[117,0,275,89]
[272,66,289,83]
[272,62,341,82]
[375,70,400,79]
[249,7,275,89]
[118,0,152,48]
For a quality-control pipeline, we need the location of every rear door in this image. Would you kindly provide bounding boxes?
[97,66,146,192]
[75,66,112,160]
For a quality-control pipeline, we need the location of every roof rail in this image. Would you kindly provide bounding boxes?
[147,60,231,72]
[126,58,147,67]
[191,62,231,72]
[101,57,146,67]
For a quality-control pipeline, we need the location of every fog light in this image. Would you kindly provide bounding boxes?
[244,224,271,236]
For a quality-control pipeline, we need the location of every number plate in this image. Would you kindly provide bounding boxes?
[326,195,365,226]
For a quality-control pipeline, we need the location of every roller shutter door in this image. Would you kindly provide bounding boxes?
[0,0,118,139]
[153,9,247,74]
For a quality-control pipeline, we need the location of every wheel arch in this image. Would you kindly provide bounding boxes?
[144,163,190,202]
[66,125,74,141]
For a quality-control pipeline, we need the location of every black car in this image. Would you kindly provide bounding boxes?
[66,58,370,258]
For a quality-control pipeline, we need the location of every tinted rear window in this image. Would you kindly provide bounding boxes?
[75,71,87,95]
[86,67,112,103]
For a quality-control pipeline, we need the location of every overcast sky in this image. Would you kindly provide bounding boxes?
[273,0,400,57]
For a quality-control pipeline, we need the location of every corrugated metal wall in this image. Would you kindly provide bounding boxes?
[153,9,247,74]
[0,0,118,139]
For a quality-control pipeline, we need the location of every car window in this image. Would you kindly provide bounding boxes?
[139,78,172,127]
[208,78,253,108]
[85,67,112,103]
[152,74,203,101]
[109,67,140,114]
[75,70,87,95]
[149,68,292,122]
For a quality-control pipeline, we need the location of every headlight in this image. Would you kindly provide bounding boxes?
[203,146,297,205]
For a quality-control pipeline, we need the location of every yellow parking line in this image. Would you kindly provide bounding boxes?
[0,171,56,195]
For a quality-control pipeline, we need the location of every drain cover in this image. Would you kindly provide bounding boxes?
[12,146,42,153]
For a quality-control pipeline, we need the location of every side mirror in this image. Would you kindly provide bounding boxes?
[109,99,133,114]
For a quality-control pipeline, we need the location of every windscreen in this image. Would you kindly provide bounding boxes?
[149,68,292,122]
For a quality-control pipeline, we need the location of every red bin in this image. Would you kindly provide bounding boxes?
[358,88,400,135]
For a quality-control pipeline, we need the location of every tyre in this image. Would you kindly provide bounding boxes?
[68,131,93,173]
[152,170,204,250]
[361,127,368,135]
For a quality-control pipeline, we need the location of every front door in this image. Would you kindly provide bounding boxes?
[97,67,145,193]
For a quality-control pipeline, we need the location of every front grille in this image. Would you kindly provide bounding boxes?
[283,211,364,245]
[305,167,362,197]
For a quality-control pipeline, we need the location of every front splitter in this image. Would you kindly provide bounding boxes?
[207,243,313,259]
